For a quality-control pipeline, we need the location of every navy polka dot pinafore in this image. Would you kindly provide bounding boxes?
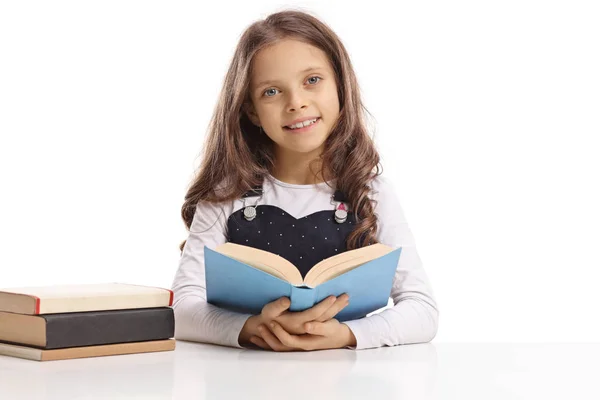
[226,184,356,279]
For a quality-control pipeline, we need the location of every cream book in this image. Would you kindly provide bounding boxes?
[211,242,396,286]
[0,339,176,361]
[204,242,403,321]
[0,283,173,315]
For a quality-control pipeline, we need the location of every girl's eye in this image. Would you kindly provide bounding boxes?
[262,76,322,97]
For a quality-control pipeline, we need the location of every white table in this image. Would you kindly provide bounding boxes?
[1,341,599,399]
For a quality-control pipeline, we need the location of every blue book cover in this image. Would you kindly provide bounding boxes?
[204,243,402,322]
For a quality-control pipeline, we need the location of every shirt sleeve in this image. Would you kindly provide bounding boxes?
[171,199,253,348]
[342,176,439,349]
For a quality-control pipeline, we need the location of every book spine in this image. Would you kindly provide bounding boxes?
[289,286,316,312]
[43,307,174,349]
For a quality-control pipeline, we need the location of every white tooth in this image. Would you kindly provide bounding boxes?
[288,118,317,129]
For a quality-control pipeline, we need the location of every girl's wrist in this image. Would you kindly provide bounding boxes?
[238,315,260,346]
[342,323,357,347]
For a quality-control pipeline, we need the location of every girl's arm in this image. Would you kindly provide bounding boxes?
[342,176,439,349]
[171,200,253,348]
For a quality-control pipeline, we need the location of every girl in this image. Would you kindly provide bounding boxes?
[171,9,438,351]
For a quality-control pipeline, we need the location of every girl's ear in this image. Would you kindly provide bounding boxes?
[243,101,261,127]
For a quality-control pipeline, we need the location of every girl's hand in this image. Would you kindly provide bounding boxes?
[238,294,348,348]
[250,319,356,351]
[274,294,349,335]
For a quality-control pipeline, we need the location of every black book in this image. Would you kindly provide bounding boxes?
[0,307,174,349]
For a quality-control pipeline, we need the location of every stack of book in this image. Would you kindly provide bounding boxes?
[0,282,176,361]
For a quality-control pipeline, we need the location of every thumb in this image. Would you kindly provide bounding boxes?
[264,297,291,318]
[304,320,334,336]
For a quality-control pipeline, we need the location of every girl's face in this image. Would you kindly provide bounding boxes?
[246,39,340,157]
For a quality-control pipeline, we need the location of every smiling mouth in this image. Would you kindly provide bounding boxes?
[283,117,321,132]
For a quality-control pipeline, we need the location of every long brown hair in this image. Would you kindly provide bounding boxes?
[179,9,383,253]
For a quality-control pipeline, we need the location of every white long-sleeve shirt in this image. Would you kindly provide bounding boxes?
[171,173,438,350]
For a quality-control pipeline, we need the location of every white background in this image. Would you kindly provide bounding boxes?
[0,1,598,342]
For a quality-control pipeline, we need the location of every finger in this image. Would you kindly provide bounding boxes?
[269,321,314,351]
[249,335,271,351]
[262,297,291,319]
[304,320,337,337]
[315,294,349,322]
[296,295,337,321]
[258,324,294,352]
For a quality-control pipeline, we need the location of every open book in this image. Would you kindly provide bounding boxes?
[204,242,402,322]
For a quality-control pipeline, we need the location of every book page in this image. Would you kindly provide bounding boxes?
[213,242,304,285]
[0,283,169,299]
[304,243,395,286]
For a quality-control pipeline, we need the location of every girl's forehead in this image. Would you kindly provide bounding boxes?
[251,41,331,86]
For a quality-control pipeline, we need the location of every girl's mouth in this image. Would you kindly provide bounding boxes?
[283,117,321,133]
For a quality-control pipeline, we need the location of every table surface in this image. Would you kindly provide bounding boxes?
[1,341,599,399]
